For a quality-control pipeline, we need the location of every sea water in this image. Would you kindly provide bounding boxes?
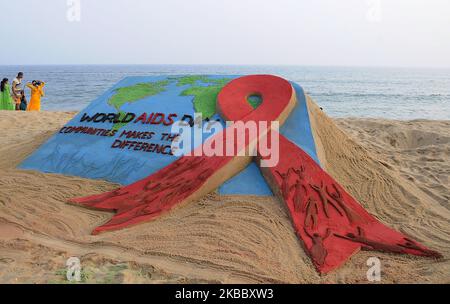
[0,65,449,120]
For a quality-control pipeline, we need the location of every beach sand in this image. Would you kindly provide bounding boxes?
[0,99,449,284]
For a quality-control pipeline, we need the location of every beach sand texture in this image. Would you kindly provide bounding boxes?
[0,99,448,283]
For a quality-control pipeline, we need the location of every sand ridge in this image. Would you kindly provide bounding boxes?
[0,104,449,284]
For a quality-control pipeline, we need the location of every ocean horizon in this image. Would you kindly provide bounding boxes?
[1,64,449,120]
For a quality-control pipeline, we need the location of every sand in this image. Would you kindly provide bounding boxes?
[0,101,448,284]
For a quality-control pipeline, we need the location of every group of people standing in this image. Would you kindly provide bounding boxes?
[0,72,45,111]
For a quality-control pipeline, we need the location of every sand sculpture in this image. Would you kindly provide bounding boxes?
[70,75,441,273]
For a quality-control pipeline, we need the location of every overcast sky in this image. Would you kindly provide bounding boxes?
[1,0,449,67]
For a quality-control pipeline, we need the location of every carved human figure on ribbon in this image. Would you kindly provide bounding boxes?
[304,197,320,229]
[291,180,308,213]
[310,182,343,218]
[304,228,332,267]
[293,165,306,180]
[326,184,362,224]
[275,169,293,200]
[334,227,442,258]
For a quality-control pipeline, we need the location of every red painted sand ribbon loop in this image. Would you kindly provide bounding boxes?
[71,75,441,274]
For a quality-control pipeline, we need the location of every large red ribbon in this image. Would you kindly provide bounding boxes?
[71,75,441,273]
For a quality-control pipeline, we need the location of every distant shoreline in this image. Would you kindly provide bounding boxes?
[6,110,449,122]
[0,66,448,119]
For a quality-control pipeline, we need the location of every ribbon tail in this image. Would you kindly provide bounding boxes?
[259,134,441,274]
[70,154,240,235]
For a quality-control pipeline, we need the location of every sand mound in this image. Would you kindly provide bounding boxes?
[0,105,449,284]
[336,118,450,209]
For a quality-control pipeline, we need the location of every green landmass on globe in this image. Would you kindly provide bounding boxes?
[179,78,231,119]
[107,75,260,131]
[108,80,170,111]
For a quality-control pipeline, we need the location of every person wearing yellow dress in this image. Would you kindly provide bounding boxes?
[26,80,45,111]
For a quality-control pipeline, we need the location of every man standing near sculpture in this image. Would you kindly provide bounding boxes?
[12,72,24,110]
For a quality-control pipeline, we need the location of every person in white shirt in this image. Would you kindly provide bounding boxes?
[11,72,24,110]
